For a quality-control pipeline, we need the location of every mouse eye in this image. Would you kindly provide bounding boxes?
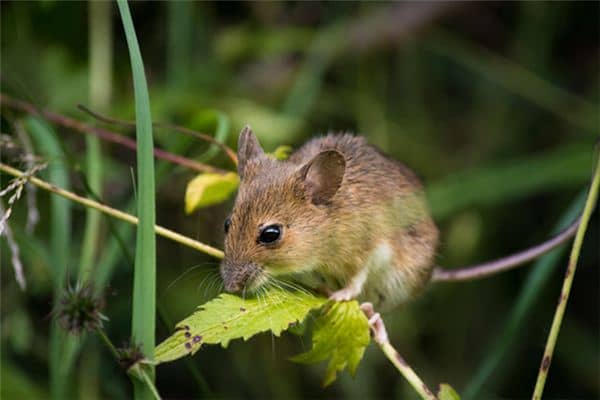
[258,224,282,245]
[224,217,231,234]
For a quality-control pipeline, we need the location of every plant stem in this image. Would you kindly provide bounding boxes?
[0,163,224,259]
[380,342,437,400]
[532,156,599,399]
[461,191,586,400]
[77,104,238,165]
[97,329,162,399]
[361,304,437,400]
[96,329,120,361]
[0,93,225,174]
[140,370,162,400]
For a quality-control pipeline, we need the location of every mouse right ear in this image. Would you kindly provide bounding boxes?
[237,125,264,179]
[299,150,346,205]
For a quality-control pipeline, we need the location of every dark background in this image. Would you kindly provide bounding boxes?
[1,2,598,399]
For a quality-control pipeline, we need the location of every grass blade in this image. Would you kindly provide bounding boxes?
[427,144,592,220]
[79,0,112,282]
[116,1,157,398]
[426,32,598,134]
[26,117,72,399]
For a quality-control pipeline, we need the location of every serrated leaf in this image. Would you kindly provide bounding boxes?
[184,172,239,214]
[438,383,461,400]
[267,145,293,160]
[154,288,327,364]
[291,301,370,386]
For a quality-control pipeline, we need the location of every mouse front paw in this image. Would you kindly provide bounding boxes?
[329,287,358,302]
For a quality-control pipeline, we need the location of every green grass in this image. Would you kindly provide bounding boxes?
[26,117,73,400]
[79,0,111,283]
[427,144,592,220]
[117,1,157,398]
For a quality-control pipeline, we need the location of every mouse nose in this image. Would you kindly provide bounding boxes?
[224,280,241,293]
[220,260,261,293]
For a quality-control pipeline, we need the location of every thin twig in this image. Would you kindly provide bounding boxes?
[532,157,599,399]
[0,93,227,174]
[77,104,238,165]
[361,303,437,400]
[0,163,224,259]
[96,329,121,361]
[432,216,581,282]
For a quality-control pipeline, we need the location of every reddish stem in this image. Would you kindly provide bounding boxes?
[0,93,227,174]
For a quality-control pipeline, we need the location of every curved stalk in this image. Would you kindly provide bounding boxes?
[0,163,224,259]
[532,156,599,399]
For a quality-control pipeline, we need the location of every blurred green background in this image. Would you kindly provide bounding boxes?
[1,2,598,399]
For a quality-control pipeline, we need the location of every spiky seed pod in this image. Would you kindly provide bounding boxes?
[117,342,145,370]
[55,282,107,335]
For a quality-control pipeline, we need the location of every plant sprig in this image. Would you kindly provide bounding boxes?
[532,152,599,399]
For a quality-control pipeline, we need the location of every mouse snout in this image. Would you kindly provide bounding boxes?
[220,260,262,293]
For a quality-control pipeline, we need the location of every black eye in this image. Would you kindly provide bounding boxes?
[258,224,282,245]
[224,217,231,234]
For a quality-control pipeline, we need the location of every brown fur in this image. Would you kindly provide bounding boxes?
[221,128,438,309]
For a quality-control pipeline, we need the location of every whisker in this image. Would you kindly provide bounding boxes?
[162,263,214,296]
[196,271,221,297]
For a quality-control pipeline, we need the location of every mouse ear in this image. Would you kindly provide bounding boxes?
[237,125,264,179]
[299,150,346,205]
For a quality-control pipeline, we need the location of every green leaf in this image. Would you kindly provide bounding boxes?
[438,383,461,400]
[184,172,239,213]
[267,145,293,161]
[154,288,327,364]
[117,1,157,398]
[291,301,370,386]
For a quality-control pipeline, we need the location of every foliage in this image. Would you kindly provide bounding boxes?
[155,288,327,362]
[155,290,373,387]
[116,1,157,398]
[0,2,598,399]
[291,301,370,386]
[185,172,239,214]
[267,145,293,161]
[438,383,461,400]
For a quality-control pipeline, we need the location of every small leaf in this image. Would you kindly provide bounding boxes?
[154,288,327,364]
[267,145,293,161]
[184,172,239,214]
[291,301,370,386]
[438,383,461,400]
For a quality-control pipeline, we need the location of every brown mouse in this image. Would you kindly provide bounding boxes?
[220,126,438,310]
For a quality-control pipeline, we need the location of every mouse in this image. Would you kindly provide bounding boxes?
[220,126,438,311]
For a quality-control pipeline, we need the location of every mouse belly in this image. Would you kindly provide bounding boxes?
[288,240,432,310]
[358,241,425,311]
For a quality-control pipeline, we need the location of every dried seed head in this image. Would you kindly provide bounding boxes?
[55,282,106,335]
[117,342,145,370]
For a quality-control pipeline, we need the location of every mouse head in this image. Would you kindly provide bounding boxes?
[220,126,345,293]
